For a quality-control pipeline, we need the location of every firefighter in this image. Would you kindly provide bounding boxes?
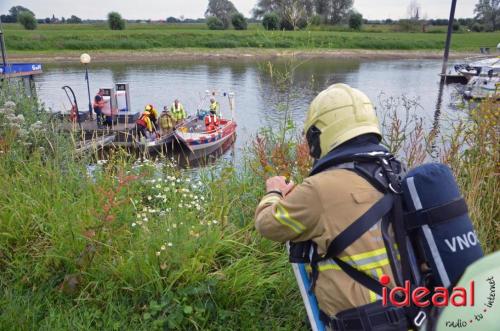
[145,104,159,129]
[160,107,176,134]
[254,84,407,330]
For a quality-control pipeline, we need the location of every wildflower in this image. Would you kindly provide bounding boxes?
[161,245,166,250]
[132,222,137,227]
[143,217,148,222]
[212,220,218,224]
[155,251,161,256]
[147,196,152,201]
[172,223,177,229]
[167,242,173,247]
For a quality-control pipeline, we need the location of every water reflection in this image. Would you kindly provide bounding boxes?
[37,58,461,167]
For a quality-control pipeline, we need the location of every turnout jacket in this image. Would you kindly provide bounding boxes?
[254,137,396,317]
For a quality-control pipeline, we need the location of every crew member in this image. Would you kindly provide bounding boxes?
[135,111,154,139]
[160,107,176,134]
[145,104,159,129]
[204,109,219,132]
[93,89,108,127]
[170,99,187,122]
[209,97,220,117]
[254,84,406,330]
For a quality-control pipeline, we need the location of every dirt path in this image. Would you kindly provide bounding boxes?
[7,49,476,64]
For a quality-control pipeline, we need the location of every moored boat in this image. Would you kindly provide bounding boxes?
[463,69,500,100]
[174,117,237,156]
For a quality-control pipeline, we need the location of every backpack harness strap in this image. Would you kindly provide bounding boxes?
[404,198,468,231]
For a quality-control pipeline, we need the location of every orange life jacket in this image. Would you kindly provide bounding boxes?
[204,114,219,132]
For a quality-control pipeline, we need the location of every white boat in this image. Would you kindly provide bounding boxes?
[463,68,500,100]
[455,57,500,81]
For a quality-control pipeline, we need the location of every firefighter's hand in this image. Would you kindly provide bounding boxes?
[266,176,295,196]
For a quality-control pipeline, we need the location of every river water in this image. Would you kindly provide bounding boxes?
[35,58,463,165]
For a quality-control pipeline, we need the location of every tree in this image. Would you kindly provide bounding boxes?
[108,12,125,30]
[474,0,500,31]
[253,0,313,29]
[349,11,363,30]
[262,12,280,30]
[0,15,16,23]
[9,6,34,21]
[205,0,238,29]
[18,11,37,30]
[166,17,180,23]
[206,16,225,30]
[231,13,248,30]
[67,15,82,24]
[328,0,354,24]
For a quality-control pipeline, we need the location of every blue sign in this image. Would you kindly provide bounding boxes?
[0,63,43,76]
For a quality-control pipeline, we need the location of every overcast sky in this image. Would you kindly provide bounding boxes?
[0,0,478,20]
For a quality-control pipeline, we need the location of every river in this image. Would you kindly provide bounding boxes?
[35,58,463,165]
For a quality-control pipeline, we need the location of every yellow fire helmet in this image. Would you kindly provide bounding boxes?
[145,104,153,112]
[304,83,381,159]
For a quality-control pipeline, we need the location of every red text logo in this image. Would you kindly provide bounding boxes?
[380,274,475,308]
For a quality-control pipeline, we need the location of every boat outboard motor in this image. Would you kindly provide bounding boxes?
[401,163,484,288]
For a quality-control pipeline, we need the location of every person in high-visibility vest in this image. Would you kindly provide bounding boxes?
[204,109,220,132]
[209,97,220,117]
[170,99,187,122]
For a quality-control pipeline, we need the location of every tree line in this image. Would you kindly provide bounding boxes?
[2,1,499,32]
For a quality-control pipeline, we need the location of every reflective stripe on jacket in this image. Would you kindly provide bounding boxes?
[254,169,396,316]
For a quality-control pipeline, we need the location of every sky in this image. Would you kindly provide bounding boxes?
[0,0,478,20]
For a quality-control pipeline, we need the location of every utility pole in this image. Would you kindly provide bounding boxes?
[441,0,458,81]
[0,17,7,68]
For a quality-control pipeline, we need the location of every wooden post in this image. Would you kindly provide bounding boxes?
[441,0,458,81]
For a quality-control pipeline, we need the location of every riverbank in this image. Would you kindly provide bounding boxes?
[8,48,479,64]
[4,22,500,57]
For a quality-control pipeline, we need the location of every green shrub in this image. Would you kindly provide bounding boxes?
[280,19,294,31]
[349,12,363,30]
[108,12,125,30]
[231,13,247,30]
[310,15,322,26]
[471,23,484,32]
[262,12,279,30]
[452,21,460,32]
[206,16,225,30]
[18,11,37,30]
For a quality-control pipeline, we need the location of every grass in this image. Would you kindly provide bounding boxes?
[2,22,500,52]
[0,72,498,330]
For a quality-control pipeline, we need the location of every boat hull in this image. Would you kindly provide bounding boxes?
[175,119,237,154]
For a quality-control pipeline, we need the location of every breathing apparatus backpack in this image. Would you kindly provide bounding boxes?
[289,152,484,330]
